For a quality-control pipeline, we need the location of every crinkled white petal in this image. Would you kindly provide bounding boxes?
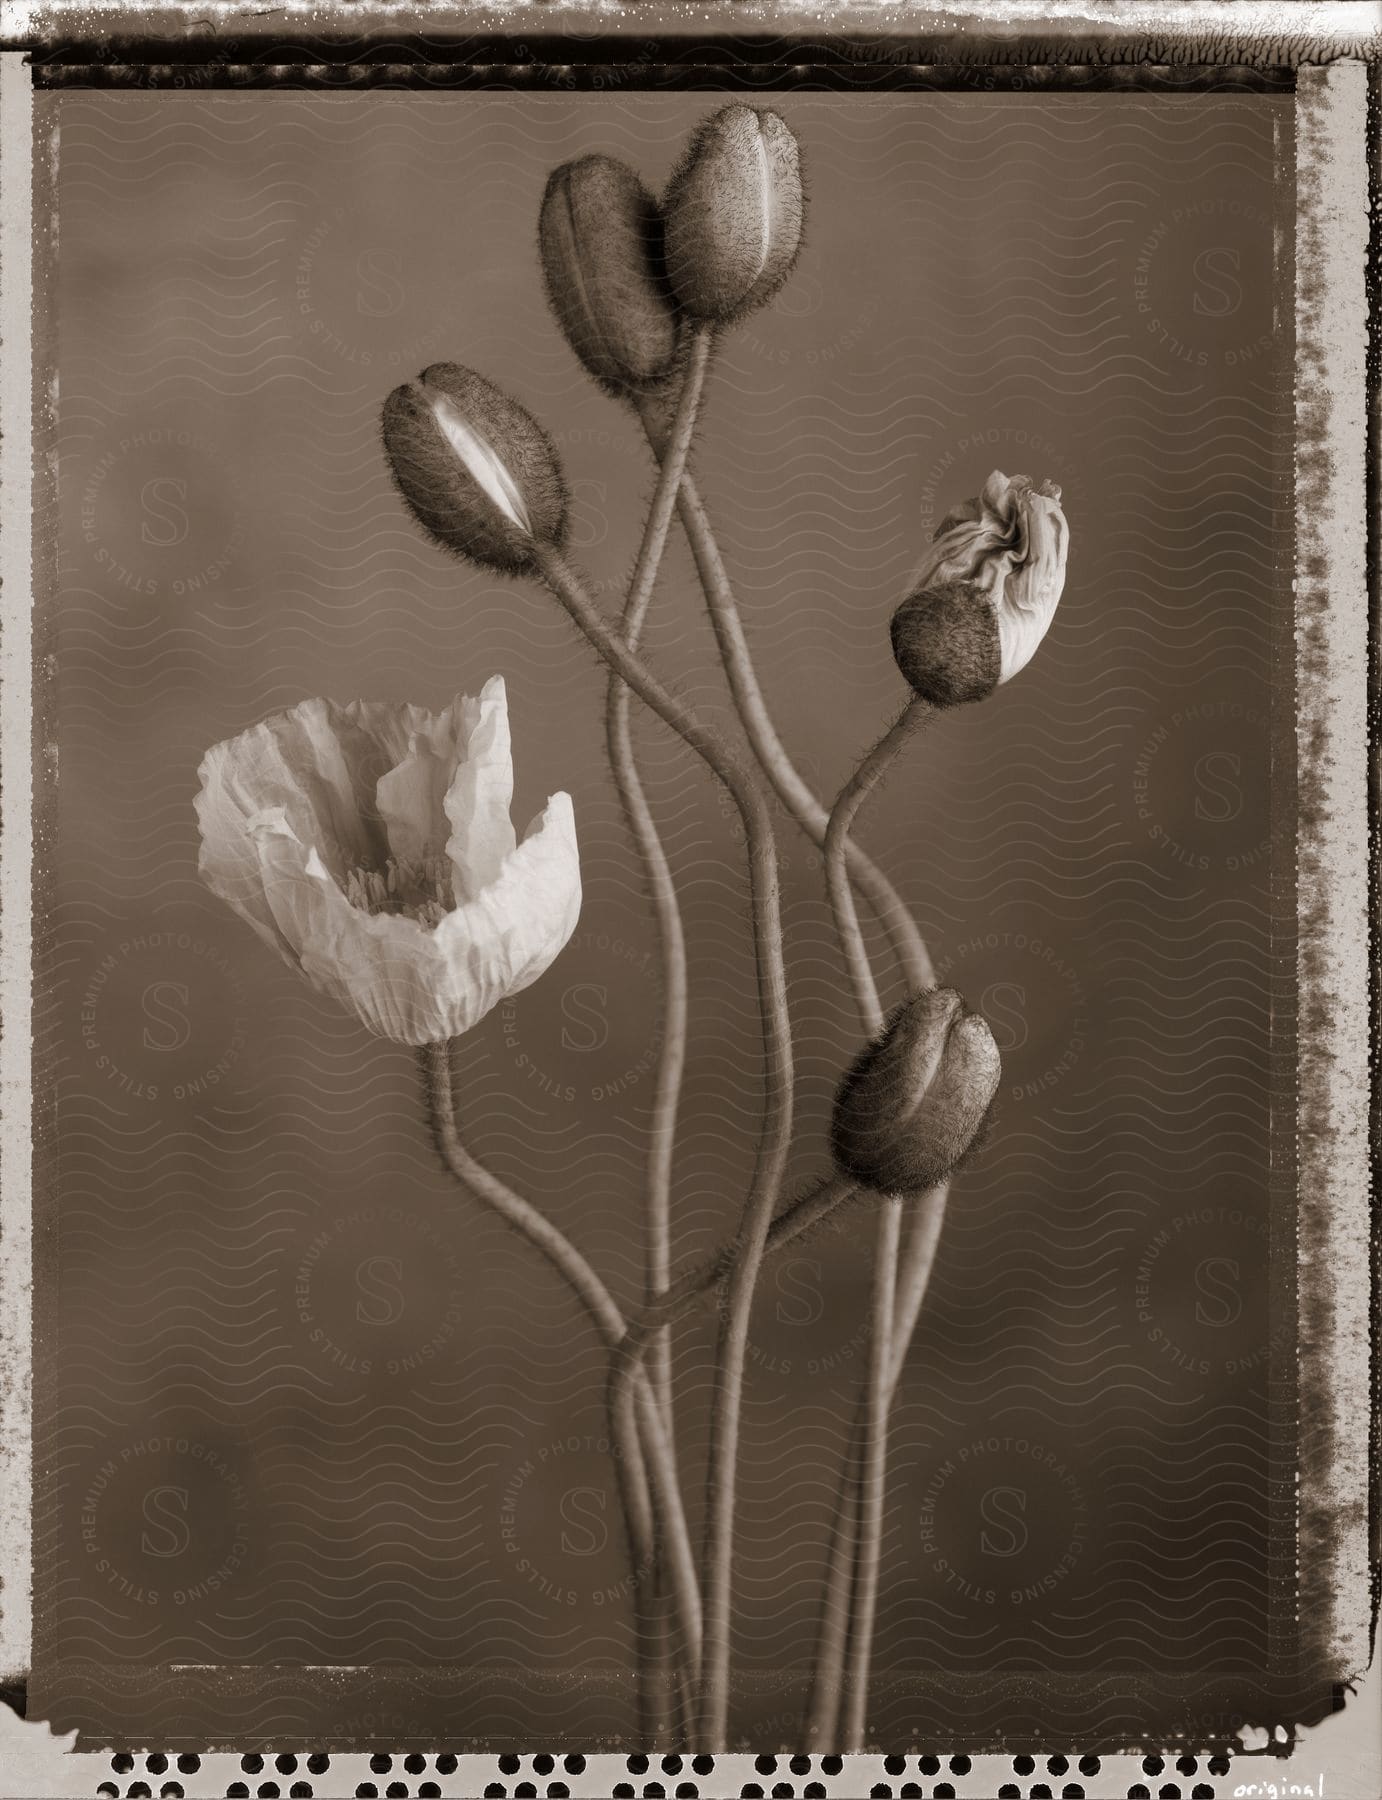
[244,791,579,1045]
[995,491,1069,684]
[195,698,387,965]
[443,674,518,902]
[337,695,468,770]
[911,467,1069,686]
[197,694,478,891]
[376,737,452,868]
[914,468,1022,592]
[196,684,581,1043]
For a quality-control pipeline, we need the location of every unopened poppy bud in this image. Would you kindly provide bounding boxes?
[830,988,1001,1195]
[891,470,1070,706]
[540,155,682,395]
[663,104,804,324]
[382,363,568,574]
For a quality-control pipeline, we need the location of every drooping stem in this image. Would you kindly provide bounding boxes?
[533,546,794,1749]
[420,1040,703,1695]
[636,397,934,997]
[823,699,931,1038]
[608,326,712,1743]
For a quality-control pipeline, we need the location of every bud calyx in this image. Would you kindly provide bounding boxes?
[831,988,1001,1195]
[540,155,682,395]
[663,104,804,325]
[382,362,567,575]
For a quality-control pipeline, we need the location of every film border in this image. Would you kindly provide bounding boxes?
[0,10,1373,1795]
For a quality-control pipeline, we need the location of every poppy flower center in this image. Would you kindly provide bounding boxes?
[342,853,456,929]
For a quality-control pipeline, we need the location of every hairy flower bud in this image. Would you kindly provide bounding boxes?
[540,155,682,395]
[830,988,1001,1195]
[890,578,1003,708]
[663,104,804,324]
[891,471,1069,706]
[382,363,568,574]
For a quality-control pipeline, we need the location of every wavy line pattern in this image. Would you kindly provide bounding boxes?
[31,88,1300,1750]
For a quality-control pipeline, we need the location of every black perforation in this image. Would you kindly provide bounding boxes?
[86,1743,1237,1798]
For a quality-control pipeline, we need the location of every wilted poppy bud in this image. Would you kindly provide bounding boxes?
[382,363,568,575]
[663,104,804,324]
[891,471,1069,707]
[540,155,682,395]
[830,988,1001,1195]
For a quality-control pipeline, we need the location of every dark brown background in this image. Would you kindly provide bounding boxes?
[32,89,1299,1748]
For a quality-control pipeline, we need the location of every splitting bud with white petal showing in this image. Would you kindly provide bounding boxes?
[891,470,1069,708]
[382,363,568,575]
[540,155,683,396]
[830,988,1002,1196]
[663,104,804,325]
[195,678,581,1046]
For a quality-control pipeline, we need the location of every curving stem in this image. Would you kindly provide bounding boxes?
[886,1177,950,1398]
[606,1169,857,1446]
[809,699,934,1751]
[636,396,935,998]
[613,325,712,1430]
[823,700,932,1037]
[532,544,794,1750]
[420,1039,702,1718]
[628,420,950,1382]
[804,1179,948,1751]
[604,1166,861,1735]
[839,1189,901,1750]
[608,323,714,1738]
[628,433,956,1728]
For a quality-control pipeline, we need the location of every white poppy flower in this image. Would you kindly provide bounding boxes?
[195,677,580,1045]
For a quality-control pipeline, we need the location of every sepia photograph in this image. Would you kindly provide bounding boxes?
[0,6,1374,1797]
